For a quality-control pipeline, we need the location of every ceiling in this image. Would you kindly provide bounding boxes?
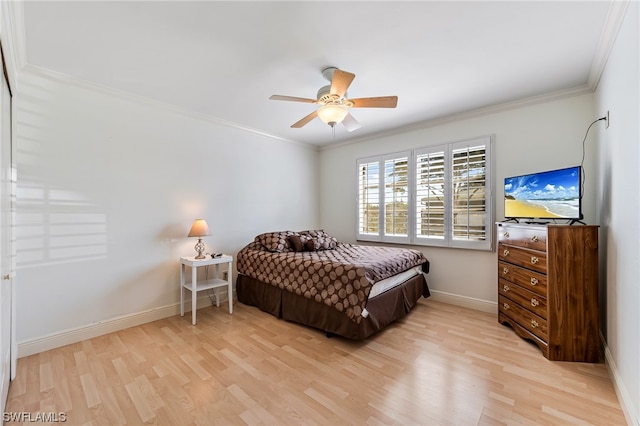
[21,1,616,147]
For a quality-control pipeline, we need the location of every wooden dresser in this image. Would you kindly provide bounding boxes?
[497,222,599,362]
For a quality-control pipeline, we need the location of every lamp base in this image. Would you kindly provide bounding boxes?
[194,238,206,259]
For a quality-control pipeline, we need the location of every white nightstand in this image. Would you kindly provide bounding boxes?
[180,255,233,325]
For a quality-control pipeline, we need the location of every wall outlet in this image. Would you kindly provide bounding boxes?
[605,110,610,129]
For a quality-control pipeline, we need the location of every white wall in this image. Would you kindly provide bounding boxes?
[14,66,319,346]
[8,11,638,423]
[319,93,597,306]
[594,2,639,423]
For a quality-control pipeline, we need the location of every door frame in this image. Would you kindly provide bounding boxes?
[0,40,14,390]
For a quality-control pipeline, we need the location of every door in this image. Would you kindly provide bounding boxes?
[0,48,12,411]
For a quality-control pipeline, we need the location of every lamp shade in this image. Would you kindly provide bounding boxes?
[187,219,211,237]
[317,104,348,126]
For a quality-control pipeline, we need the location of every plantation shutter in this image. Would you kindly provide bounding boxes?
[415,149,446,243]
[383,155,409,237]
[356,136,493,250]
[357,158,381,239]
[450,139,491,249]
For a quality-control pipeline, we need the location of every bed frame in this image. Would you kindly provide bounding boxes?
[237,270,430,340]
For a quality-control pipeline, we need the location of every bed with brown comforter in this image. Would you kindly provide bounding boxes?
[236,230,430,339]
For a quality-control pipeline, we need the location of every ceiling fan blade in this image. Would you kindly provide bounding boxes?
[291,110,318,128]
[342,112,362,132]
[270,95,317,104]
[350,96,398,108]
[330,69,355,98]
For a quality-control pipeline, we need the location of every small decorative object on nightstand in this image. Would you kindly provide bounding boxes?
[180,254,233,325]
[187,219,211,259]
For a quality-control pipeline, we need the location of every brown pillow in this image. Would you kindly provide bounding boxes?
[255,231,295,252]
[300,230,338,250]
[304,239,316,251]
[288,235,304,252]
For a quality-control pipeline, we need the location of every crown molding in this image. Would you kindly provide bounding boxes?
[321,1,630,152]
[1,0,27,91]
[12,1,628,154]
[588,0,630,89]
[21,64,319,152]
[320,83,593,151]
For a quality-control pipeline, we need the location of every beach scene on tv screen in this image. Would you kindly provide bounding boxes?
[504,167,580,218]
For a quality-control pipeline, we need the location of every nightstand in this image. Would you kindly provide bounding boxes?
[180,255,233,325]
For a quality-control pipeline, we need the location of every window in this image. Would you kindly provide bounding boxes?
[357,136,493,250]
[357,151,410,243]
[357,159,380,237]
[415,149,445,241]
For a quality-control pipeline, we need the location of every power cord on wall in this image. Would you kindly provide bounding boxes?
[579,115,607,200]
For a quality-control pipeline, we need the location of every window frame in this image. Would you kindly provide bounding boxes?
[357,151,411,244]
[414,144,448,248]
[357,156,383,242]
[356,136,494,251]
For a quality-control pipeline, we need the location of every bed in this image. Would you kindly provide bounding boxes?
[236,230,430,339]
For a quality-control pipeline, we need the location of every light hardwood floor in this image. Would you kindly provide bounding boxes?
[6,299,627,425]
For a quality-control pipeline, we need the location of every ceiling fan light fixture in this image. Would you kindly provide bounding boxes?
[317,104,348,127]
[270,67,397,132]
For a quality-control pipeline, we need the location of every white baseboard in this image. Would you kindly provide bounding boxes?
[17,295,219,358]
[19,289,492,357]
[602,334,639,426]
[428,289,497,314]
[19,288,637,426]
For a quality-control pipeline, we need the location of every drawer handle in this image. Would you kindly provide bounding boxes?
[502,267,509,275]
[530,319,539,328]
[531,256,539,264]
[503,284,510,292]
[503,249,510,256]
[531,235,538,243]
[503,303,510,310]
[503,231,510,238]
[530,277,538,285]
[531,298,539,307]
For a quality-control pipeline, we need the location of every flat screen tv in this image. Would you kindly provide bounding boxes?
[504,165,582,221]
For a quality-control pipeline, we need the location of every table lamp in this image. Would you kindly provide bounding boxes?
[188,219,211,259]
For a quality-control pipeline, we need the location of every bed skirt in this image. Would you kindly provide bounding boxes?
[236,273,430,340]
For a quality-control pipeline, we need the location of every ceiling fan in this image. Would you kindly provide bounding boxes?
[269,66,398,132]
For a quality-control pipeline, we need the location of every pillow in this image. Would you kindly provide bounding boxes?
[300,229,338,250]
[304,238,316,252]
[255,231,296,253]
[288,235,305,252]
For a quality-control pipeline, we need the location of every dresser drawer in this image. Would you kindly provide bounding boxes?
[499,295,548,342]
[498,261,548,296]
[498,225,547,251]
[498,243,547,274]
[499,278,547,318]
